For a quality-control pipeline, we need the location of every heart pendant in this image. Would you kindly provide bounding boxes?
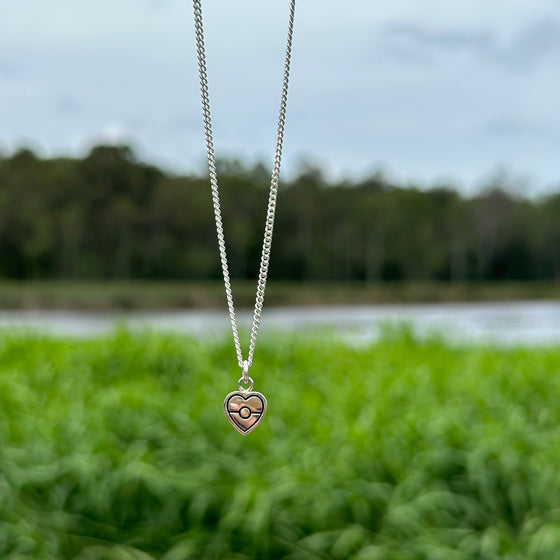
[224,391,267,435]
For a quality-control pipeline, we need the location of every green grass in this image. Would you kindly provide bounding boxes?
[0,328,560,559]
[0,280,558,309]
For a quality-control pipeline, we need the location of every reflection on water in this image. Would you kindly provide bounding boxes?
[0,301,558,345]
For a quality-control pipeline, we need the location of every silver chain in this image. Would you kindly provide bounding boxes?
[193,0,296,382]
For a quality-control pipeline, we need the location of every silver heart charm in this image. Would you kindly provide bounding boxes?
[224,389,267,435]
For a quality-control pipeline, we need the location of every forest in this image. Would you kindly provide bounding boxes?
[0,144,558,283]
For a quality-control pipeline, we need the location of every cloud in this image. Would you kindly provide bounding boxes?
[507,20,560,66]
[1,0,559,192]
[382,19,560,70]
[483,118,560,142]
[55,95,84,115]
[0,62,18,80]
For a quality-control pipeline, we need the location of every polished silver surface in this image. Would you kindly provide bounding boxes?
[192,0,296,378]
[224,390,267,435]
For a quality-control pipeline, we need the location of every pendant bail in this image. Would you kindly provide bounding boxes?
[241,360,250,383]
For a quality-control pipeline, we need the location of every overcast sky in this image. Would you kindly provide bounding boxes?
[1,0,560,194]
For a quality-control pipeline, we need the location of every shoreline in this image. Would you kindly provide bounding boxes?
[0,280,558,310]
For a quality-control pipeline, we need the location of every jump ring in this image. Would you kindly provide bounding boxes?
[238,376,254,393]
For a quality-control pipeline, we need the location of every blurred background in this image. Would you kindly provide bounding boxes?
[1,1,560,559]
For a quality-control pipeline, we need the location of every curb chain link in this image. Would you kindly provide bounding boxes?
[193,0,296,379]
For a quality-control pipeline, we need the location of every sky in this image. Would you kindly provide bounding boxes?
[1,0,560,194]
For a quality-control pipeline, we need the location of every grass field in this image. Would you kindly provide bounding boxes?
[0,280,559,309]
[1,328,560,559]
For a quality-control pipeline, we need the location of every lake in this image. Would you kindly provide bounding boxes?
[0,300,559,345]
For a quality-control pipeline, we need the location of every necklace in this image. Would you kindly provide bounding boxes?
[192,0,296,434]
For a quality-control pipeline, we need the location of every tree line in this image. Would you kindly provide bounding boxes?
[0,144,558,282]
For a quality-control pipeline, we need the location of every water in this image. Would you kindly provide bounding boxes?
[0,301,559,345]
